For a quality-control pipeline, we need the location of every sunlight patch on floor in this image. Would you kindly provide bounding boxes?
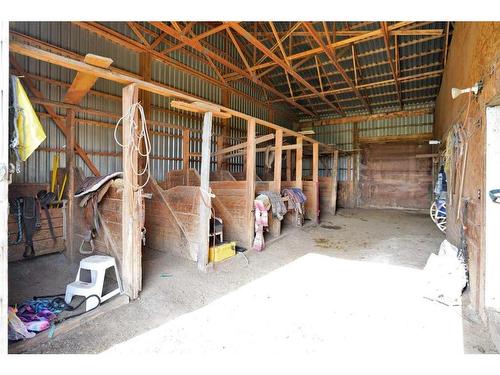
[104,253,465,355]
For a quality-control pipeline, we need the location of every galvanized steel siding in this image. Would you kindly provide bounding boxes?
[9,22,291,183]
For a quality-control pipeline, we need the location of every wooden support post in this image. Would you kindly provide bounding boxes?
[245,118,256,247]
[352,123,359,207]
[197,112,213,271]
[138,52,151,186]
[312,142,319,224]
[121,83,142,299]
[270,129,283,236]
[286,149,292,181]
[347,155,353,208]
[183,129,190,185]
[216,134,224,171]
[1,21,9,355]
[66,109,76,260]
[331,150,339,214]
[295,137,303,189]
[221,88,230,170]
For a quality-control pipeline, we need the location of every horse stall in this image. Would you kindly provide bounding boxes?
[4,39,337,352]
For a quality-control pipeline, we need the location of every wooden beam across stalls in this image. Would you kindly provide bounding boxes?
[121,83,142,299]
[211,133,275,157]
[10,41,330,151]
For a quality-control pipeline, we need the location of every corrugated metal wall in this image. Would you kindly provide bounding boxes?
[9,22,291,183]
[314,104,434,152]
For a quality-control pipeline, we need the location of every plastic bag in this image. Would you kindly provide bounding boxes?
[8,306,35,341]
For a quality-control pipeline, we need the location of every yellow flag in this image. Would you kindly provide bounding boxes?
[14,77,46,160]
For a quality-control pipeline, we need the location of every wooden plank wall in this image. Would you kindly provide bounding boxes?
[302,180,319,221]
[144,181,198,261]
[8,183,65,262]
[210,181,249,247]
[319,176,334,215]
[337,181,352,208]
[433,22,500,316]
[8,207,65,262]
[358,143,432,210]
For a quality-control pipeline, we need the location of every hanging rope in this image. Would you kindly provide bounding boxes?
[113,102,152,190]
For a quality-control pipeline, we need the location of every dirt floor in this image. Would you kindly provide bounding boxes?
[8,208,498,354]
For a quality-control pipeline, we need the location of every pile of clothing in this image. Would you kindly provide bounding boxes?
[8,298,64,341]
[282,188,307,226]
[259,191,287,220]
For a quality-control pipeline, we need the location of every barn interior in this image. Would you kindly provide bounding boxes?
[1,19,500,356]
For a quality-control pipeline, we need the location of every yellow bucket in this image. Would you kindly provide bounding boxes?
[209,241,236,263]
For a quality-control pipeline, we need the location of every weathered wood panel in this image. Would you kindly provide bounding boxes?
[358,143,432,210]
[8,183,66,262]
[211,180,249,247]
[434,22,500,316]
[337,181,352,208]
[319,176,334,215]
[303,180,319,221]
[144,180,198,261]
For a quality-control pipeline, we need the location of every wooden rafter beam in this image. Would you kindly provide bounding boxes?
[269,21,289,65]
[150,21,315,116]
[315,56,323,92]
[69,23,291,116]
[246,21,415,73]
[270,58,443,96]
[302,83,440,106]
[251,29,444,38]
[264,36,445,82]
[226,28,253,74]
[303,21,371,113]
[381,22,402,109]
[227,22,341,115]
[9,41,330,147]
[127,22,150,46]
[269,69,443,103]
[10,56,100,176]
[162,23,229,54]
[256,22,302,66]
[170,22,227,83]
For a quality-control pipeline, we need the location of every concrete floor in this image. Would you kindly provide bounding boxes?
[9,208,498,354]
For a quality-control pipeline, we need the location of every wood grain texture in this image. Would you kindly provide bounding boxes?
[434,22,500,316]
[358,143,432,209]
